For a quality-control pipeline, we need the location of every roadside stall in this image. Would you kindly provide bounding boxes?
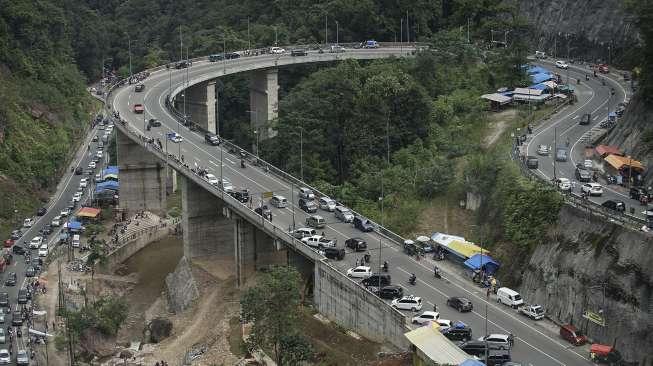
[76,207,101,223]
[603,154,645,184]
[595,145,622,158]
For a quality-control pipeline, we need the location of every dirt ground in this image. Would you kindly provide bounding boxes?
[484,109,518,148]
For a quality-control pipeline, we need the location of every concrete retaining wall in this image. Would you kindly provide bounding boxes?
[313,260,409,350]
[97,226,173,273]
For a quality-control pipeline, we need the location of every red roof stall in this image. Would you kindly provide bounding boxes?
[595,145,622,158]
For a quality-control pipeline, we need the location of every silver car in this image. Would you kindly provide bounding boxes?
[0,328,4,344]
[334,206,354,223]
[0,349,9,365]
[16,350,28,366]
[318,197,336,211]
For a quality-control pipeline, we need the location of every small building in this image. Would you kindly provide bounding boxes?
[604,154,645,179]
[595,145,623,158]
[76,207,101,223]
[405,324,472,366]
[481,93,512,111]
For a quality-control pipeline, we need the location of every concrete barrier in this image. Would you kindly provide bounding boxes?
[97,225,172,273]
[313,260,409,350]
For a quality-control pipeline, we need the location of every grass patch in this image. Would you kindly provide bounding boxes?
[227,316,246,358]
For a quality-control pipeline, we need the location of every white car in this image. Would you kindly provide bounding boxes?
[334,206,354,223]
[15,349,28,366]
[536,144,549,156]
[346,266,372,278]
[391,295,423,312]
[584,159,593,169]
[318,197,337,211]
[88,161,96,169]
[96,150,103,158]
[435,319,452,330]
[301,235,336,249]
[270,46,285,54]
[219,179,234,192]
[29,236,43,249]
[581,182,603,196]
[22,218,34,228]
[555,178,572,192]
[411,311,440,325]
[60,209,70,217]
[478,333,512,349]
[205,173,219,186]
[38,244,48,257]
[79,178,88,188]
[51,216,61,227]
[72,192,82,202]
[0,349,10,365]
[555,60,568,69]
[168,133,183,143]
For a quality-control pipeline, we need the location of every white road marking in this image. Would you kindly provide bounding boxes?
[572,115,579,120]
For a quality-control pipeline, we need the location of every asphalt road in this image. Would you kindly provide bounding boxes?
[110,49,598,365]
[1,119,109,363]
[525,61,637,216]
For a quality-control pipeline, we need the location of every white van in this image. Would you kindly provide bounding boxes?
[496,287,524,308]
[270,195,288,208]
[292,228,316,239]
[535,50,546,59]
[72,234,80,248]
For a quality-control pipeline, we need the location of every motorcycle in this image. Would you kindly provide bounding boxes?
[434,266,442,279]
[240,159,246,168]
[380,261,388,273]
[408,274,417,285]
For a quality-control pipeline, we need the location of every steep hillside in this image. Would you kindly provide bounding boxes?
[519,206,652,364]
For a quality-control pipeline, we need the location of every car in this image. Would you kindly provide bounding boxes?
[318,197,337,211]
[17,289,28,304]
[301,235,336,249]
[204,133,220,145]
[292,228,316,239]
[441,321,473,341]
[555,178,572,192]
[36,207,47,216]
[99,124,106,130]
[353,216,374,232]
[133,104,144,113]
[361,274,391,287]
[602,200,625,212]
[411,311,440,325]
[375,285,403,299]
[91,155,100,164]
[291,48,307,56]
[92,135,98,142]
[483,350,512,366]
[560,324,587,345]
[598,64,609,73]
[583,159,593,169]
[269,195,288,208]
[299,187,315,199]
[536,145,549,155]
[629,187,650,200]
[270,47,285,54]
[60,208,70,217]
[0,328,4,344]
[0,349,9,365]
[526,156,539,169]
[25,266,36,277]
[74,166,83,175]
[95,173,103,182]
[434,318,453,330]
[79,178,88,188]
[447,297,473,312]
[134,84,145,92]
[346,266,372,278]
[72,192,82,202]
[254,205,272,220]
[29,236,43,249]
[0,293,8,307]
[38,244,48,257]
[225,52,240,59]
[167,132,183,143]
[88,161,96,169]
[10,230,22,240]
[299,198,318,213]
[16,350,29,366]
[219,179,234,192]
[478,334,512,349]
[319,247,345,260]
[23,218,34,228]
[391,295,422,312]
[4,273,16,286]
[96,150,103,158]
[12,245,25,255]
[175,61,190,69]
[305,215,326,228]
[231,189,251,204]
[579,113,591,125]
[51,216,61,227]
[458,340,501,357]
[11,310,22,326]
[576,167,591,182]
[581,182,603,196]
[208,54,224,62]
[345,237,367,251]
[555,60,569,69]
[555,148,568,162]
[334,206,354,222]
[363,40,379,48]
[329,45,346,53]
[148,118,161,127]
[204,173,219,186]
[535,50,546,59]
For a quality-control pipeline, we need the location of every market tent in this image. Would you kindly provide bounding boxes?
[66,220,83,231]
[595,145,622,157]
[526,65,549,75]
[459,360,486,366]
[404,324,470,365]
[514,87,543,96]
[103,166,119,175]
[447,240,490,259]
[604,154,645,172]
[481,93,512,104]
[512,93,549,103]
[77,207,101,219]
[96,181,119,192]
[531,72,554,83]
[464,254,501,275]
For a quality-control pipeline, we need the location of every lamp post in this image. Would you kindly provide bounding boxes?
[336,21,339,45]
[128,36,132,81]
[246,110,259,155]
[299,125,304,181]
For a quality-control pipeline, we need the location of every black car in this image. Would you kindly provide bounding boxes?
[254,205,272,220]
[135,84,145,92]
[602,200,625,212]
[483,350,512,366]
[204,133,220,146]
[447,296,473,312]
[525,156,538,169]
[575,167,592,182]
[441,322,472,341]
[458,340,501,357]
[148,118,161,127]
[353,216,374,232]
[0,292,8,307]
[321,247,345,260]
[5,272,16,286]
[10,230,22,240]
[629,187,649,200]
[345,237,367,252]
[12,245,25,255]
[225,52,240,59]
[40,224,53,236]
[74,167,83,175]
[361,274,391,287]
[17,289,28,304]
[376,285,403,300]
[36,207,47,216]
[175,61,190,69]
[231,189,250,203]
[11,310,22,326]
[299,198,317,213]
[579,113,591,125]
[291,48,308,56]
[25,266,36,277]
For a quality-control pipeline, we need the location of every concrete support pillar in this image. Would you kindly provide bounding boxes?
[175,80,217,134]
[116,130,166,217]
[234,216,256,286]
[166,167,178,194]
[289,249,315,287]
[181,176,233,260]
[254,229,287,270]
[249,69,279,148]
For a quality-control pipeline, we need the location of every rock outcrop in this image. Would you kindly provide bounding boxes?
[519,205,652,364]
[165,256,199,314]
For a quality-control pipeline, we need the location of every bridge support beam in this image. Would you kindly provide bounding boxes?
[181,176,234,261]
[234,215,288,286]
[116,129,166,217]
[249,69,279,152]
[176,80,217,134]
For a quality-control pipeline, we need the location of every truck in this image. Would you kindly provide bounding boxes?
[519,304,545,320]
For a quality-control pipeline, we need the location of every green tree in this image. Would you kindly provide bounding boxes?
[240,266,312,364]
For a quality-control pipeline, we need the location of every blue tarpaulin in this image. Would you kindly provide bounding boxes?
[527,65,549,75]
[531,72,554,84]
[460,360,486,366]
[96,181,119,191]
[464,254,501,275]
[103,166,119,175]
[530,83,548,90]
[67,220,82,231]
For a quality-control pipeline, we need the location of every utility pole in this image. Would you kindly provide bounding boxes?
[406,11,409,43]
[467,17,470,43]
[400,18,403,53]
[324,14,328,47]
[128,37,132,81]
[179,25,183,62]
[336,21,339,45]
[223,36,227,73]
[247,17,251,52]
[300,127,304,181]
[553,127,558,179]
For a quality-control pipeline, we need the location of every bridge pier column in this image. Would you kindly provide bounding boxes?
[166,167,178,194]
[234,215,288,287]
[249,69,279,152]
[181,176,234,262]
[175,80,217,134]
[116,129,166,217]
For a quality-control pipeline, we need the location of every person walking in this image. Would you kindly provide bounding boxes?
[508,333,515,347]
[486,287,491,299]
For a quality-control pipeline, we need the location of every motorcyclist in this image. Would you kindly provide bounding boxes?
[611,88,615,96]
[409,273,416,284]
[434,265,441,278]
[240,159,246,168]
[382,261,388,272]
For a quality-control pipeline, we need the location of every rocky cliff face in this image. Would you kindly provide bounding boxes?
[519,0,638,62]
[518,205,652,364]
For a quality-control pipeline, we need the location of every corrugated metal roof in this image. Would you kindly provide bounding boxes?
[404,325,471,364]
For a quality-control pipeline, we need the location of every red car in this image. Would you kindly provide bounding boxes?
[560,324,587,346]
[598,64,609,74]
[3,239,14,248]
[133,104,144,114]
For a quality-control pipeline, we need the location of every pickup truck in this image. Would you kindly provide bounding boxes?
[301,235,337,249]
[520,304,545,320]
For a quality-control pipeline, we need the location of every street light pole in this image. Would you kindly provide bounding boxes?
[128,37,132,81]
[247,17,251,52]
[336,21,339,45]
[300,127,304,181]
[400,18,403,54]
[324,14,328,47]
